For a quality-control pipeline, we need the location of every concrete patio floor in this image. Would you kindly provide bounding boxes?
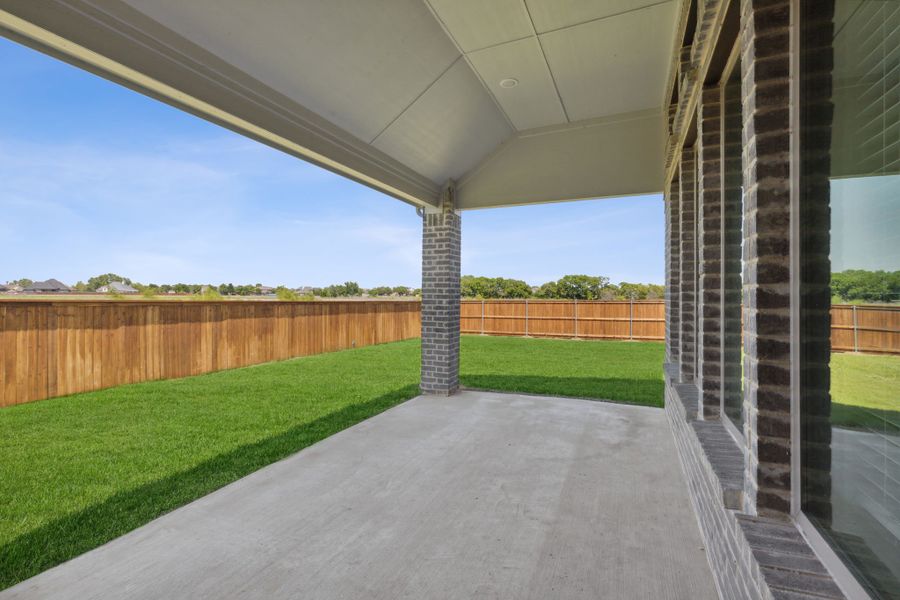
[2,391,718,599]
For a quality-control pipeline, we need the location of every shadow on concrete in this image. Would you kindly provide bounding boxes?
[0,384,420,591]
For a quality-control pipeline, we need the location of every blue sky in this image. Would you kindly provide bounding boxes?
[0,37,663,288]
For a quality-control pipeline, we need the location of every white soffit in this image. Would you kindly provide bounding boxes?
[468,37,566,130]
[426,0,533,53]
[122,0,460,145]
[372,59,514,184]
[540,2,677,121]
[457,110,665,210]
[429,0,675,130]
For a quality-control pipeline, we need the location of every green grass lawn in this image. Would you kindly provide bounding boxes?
[830,352,900,431]
[460,335,665,406]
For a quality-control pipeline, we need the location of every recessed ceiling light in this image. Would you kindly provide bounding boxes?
[499,78,519,89]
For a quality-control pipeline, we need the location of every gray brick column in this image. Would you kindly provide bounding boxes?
[679,149,697,384]
[420,184,461,395]
[667,178,681,364]
[740,0,793,518]
[697,87,722,420]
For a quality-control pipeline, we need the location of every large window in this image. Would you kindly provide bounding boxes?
[800,2,900,598]
[722,51,744,437]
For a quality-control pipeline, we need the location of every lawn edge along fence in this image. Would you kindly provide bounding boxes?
[0,300,419,407]
[461,299,665,341]
[461,300,900,355]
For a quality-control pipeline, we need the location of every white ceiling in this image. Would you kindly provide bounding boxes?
[123,0,674,184]
[0,0,678,207]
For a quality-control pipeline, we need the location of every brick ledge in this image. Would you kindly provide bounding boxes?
[665,364,845,599]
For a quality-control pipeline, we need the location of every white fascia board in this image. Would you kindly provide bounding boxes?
[0,2,440,208]
[456,109,666,210]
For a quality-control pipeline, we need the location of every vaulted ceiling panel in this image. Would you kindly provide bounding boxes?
[426,0,533,53]
[468,37,566,130]
[122,0,461,143]
[372,59,514,184]
[525,0,670,33]
[540,1,676,121]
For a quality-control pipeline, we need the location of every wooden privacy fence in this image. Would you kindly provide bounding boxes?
[830,304,900,355]
[2,299,898,408]
[461,299,666,341]
[0,300,420,407]
[461,300,900,355]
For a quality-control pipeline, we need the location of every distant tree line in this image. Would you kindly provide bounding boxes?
[461,274,664,300]
[14,270,895,303]
[832,270,900,304]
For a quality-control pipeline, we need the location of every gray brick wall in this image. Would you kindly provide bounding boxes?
[420,200,461,395]
[680,149,697,384]
[740,0,793,518]
[697,87,723,420]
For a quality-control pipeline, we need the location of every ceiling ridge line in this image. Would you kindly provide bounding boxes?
[536,0,674,37]
[368,54,463,145]
[464,34,535,56]
[421,0,517,132]
[463,0,673,55]
[521,0,570,123]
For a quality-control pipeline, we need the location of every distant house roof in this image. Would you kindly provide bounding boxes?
[100,281,138,293]
[24,279,71,292]
[0,284,9,292]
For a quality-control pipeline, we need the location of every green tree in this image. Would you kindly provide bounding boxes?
[615,282,664,300]
[368,286,393,297]
[832,270,900,303]
[461,276,531,299]
[275,286,299,301]
[86,273,132,291]
[537,275,609,300]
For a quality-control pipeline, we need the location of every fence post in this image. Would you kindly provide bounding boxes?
[574,298,578,339]
[629,296,634,340]
[852,304,858,353]
[481,299,485,335]
[525,299,529,337]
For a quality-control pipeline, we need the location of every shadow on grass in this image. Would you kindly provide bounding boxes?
[0,384,420,591]
[460,374,663,408]
[832,403,900,433]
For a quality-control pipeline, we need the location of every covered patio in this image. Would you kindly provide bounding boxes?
[0,391,717,599]
[2,0,893,598]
